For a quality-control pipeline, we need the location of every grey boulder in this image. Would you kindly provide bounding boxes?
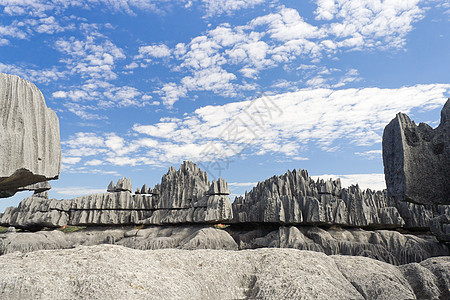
[0,73,61,198]
[0,245,449,299]
[383,98,449,205]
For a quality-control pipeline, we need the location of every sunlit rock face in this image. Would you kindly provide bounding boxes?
[0,162,233,228]
[0,72,61,198]
[383,99,449,205]
[1,245,449,300]
[230,168,448,233]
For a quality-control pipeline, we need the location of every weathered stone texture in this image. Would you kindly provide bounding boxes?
[383,99,450,205]
[230,168,447,233]
[1,245,449,299]
[0,162,233,228]
[0,226,237,255]
[0,73,61,197]
[234,226,448,265]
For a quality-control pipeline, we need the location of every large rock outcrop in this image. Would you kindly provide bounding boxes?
[1,224,446,265]
[233,225,448,265]
[230,168,448,233]
[0,73,61,198]
[0,162,233,228]
[383,99,449,205]
[0,245,449,299]
[0,225,238,255]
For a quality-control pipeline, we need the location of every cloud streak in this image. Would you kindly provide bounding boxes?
[61,84,450,170]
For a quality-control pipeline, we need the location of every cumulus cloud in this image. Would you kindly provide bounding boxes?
[55,35,126,80]
[62,84,450,171]
[315,0,424,49]
[137,3,427,107]
[355,149,383,160]
[0,63,65,84]
[62,157,82,165]
[136,44,171,59]
[200,0,265,17]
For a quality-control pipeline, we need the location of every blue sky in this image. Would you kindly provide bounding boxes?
[1,0,449,212]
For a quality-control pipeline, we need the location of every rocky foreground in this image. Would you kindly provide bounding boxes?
[0,244,448,300]
[1,225,448,266]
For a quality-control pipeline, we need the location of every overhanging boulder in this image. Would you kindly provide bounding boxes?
[0,73,61,198]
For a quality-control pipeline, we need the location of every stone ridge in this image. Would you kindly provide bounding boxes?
[156,161,210,208]
[0,72,61,197]
[0,161,233,228]
[383,98,449,205]
[230,167,448,234]
[0,225,447,265]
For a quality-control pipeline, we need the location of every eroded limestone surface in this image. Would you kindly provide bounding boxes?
[0,73,61,198]
[383,99,449,205]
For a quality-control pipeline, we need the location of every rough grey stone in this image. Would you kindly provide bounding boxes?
[419,256,450,300]
[0,225,237,255]
[383,98,450,205]
[33,191,49,199]
[430,213,450,243]
[0,162,233,228]
[1,245,448,299]
[333,255,416,300]
[114,177,132,192]
[400,262,442,300]
[0,73,61,198]
[106,180,115,192]
[231,168,448,232]
[18,181,52,193]
[156,161,210,209]
[207,178,230,195]
[234,225,449,265]
[140,184,148,194]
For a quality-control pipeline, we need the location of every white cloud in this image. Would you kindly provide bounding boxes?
[138,3,426,107]
[53,79,153,118]
[311,173,386,191]
[85,159,104,166]
[137,44,171,59]
[318,0,425,49]
[55,35,126,80]
[125,62,139,69]
[159,82,188,107]
[0,63,65,84]
[62,84,450,169]
[52,186,107,197]
[251,7,323,41]
[354,149,382,160]
[200,0,265,17]
[62,157,82,164]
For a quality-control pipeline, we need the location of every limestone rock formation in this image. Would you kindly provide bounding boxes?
[156,161,210,208]
[106,181,115,192]
[1,223,445,266]
[0,73,61,198]
[383,98,450,205]
[17,181,52,193]
[0,161,233,228]
[230,168,448,232]
[115,177,132,192]
[233,226,448,265]
[207,178,230,195]
[0,245,449,299]
[0,225,237,255]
